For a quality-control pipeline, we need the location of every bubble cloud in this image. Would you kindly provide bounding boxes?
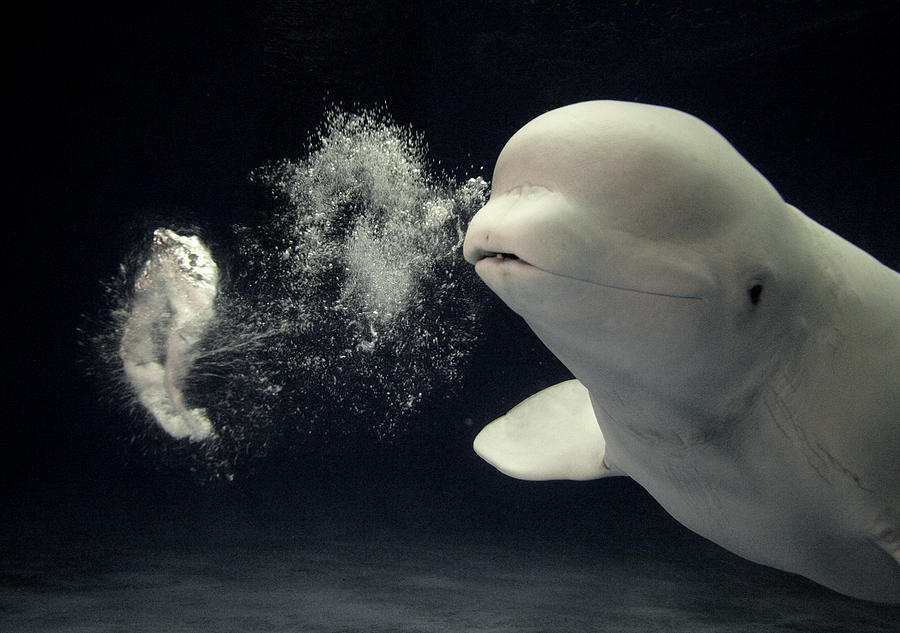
[94,107,487,473]
[246,109,488,434]
[119,228,219,441]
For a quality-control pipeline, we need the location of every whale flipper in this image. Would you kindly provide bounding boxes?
[473,379,621,481]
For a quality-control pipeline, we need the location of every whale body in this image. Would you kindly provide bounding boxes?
[463,101,900,603]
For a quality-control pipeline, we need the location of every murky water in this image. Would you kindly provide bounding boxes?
[3,529,897,633]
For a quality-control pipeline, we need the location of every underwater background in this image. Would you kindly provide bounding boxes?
[5,1,900,631]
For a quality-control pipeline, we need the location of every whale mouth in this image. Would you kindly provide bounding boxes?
[474,247,707,302]
[480,251,520,261]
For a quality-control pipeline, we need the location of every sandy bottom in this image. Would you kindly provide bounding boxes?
[1,529,897,633]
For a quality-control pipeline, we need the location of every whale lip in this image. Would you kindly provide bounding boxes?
[478,250,520,262]
[473,246,709,302]
[464,239,508,265]
[464,232,528,265]
[471,248,540,277]
[466,227,711,302]
[473,250,536,278]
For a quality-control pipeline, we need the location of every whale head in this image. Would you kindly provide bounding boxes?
[464,101,813,404]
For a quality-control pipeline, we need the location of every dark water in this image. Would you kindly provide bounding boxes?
[3,526,898,633]
[7,2,900,631]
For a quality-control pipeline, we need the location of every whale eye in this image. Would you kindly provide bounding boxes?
[748,283,764,305]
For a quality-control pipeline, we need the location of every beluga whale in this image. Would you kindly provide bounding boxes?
[463,100,900,603]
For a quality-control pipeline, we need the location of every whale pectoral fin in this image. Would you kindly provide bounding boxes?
[473,379,621,481]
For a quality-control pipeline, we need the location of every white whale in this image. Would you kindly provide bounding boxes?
[463,101,900,603]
